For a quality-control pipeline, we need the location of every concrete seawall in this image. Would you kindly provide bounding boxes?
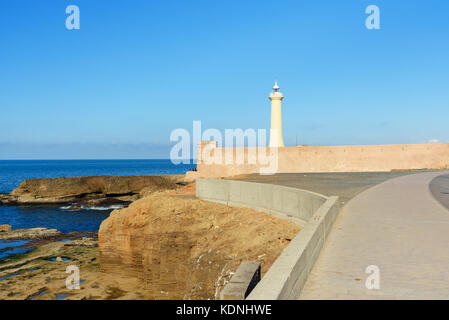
[196,179,328,226]
[196,178,339,299]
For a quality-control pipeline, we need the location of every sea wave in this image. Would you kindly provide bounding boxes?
[60,205,125,211]
[82,205,125,211]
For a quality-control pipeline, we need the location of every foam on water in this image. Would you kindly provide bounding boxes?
[0,159,192,259]
[82,205,125,211]
[60,204,125,211]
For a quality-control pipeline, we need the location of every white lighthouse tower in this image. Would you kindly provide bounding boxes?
[269,80,285,147]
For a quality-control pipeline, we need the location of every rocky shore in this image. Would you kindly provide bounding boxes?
[0,224,138,300]
[98,185,300,300]
[0,174,187,209]
[1,175,300,300]
[0,225,61,240]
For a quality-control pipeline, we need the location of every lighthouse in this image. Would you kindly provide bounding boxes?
[269,81,285,147]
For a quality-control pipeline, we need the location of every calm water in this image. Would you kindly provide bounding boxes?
[0,160,193,233]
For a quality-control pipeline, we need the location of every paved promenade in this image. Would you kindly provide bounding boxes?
[299,171,449,299]
[234,171,423,206]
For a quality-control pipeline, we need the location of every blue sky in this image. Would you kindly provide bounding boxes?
[0,0,448,159]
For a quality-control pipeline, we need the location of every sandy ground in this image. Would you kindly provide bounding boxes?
[1,184,299,300]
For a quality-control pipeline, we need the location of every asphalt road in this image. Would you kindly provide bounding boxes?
[233,171,435,206]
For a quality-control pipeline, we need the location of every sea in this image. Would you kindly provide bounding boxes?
[0,160,193,234]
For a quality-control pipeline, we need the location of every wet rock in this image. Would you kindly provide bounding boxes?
[0,194,19,205]
[0,224,12,232]
[0,227,61,240]
[61,197,133,211]
[63,238,98,247]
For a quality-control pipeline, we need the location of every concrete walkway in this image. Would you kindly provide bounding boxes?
[299,171,449,299]
[234,171,427,206]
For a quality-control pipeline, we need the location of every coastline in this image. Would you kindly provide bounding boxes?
[0,178,300,300]
[0,173,189,299]
[0,174,188,208]
[0,173,192,299]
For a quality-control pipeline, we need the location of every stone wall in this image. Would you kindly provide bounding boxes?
[195,142,449,178]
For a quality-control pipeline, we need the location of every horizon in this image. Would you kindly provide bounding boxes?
[1,0,448,159]
[1,139,446,161]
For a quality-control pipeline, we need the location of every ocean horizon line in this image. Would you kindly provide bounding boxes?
[0,158,194,161]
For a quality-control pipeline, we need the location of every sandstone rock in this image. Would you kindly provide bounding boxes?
[0,194,19,205]
[185,171,198,183]
[0,224,12,232]
[139,187,153,198]
[64,238,98,247]
[2,174,185,206]
[0,227,61,240]
[98,191,299,299]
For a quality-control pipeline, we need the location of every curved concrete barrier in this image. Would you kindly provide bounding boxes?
[196,178,339,299]
[196,179,328,226]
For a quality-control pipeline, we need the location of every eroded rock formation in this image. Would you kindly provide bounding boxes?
[98,189,299,300]
[0,225,61,240]
[0,175,186,207]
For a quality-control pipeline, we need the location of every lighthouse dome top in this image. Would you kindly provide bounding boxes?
[269,80,283,100]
